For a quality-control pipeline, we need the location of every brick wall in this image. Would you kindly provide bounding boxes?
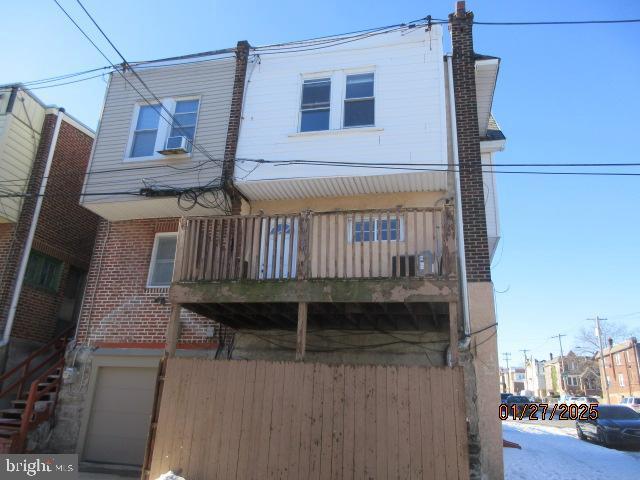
[450,7,491,283]
[0,113,101,344]
[75,218,222,346]
[223,41,250,214]
[0,114,57,334]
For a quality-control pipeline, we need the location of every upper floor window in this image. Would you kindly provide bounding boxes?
[147,233,177,288]
[618,373,625,387]
[131,104,161,158]
[344,73,374,128]
[615,353,622,365]
[300,79,331,132]
[128,98,200,160]
[168,99,199,151]
[25,251,63,292]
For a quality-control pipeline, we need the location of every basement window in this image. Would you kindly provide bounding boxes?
[147,233,177,288]
[300,78,331,132]
[24,251,63,292]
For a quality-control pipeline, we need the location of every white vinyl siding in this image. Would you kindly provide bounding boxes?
[0,89,46,223]
[83,58,235,217]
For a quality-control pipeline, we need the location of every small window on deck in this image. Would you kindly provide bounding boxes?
[349,217,402,243]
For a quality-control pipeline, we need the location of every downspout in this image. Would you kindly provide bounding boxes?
[446,54,471,340]
[0,110,64,348]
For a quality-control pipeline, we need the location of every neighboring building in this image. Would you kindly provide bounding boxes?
[524,358,547,397]
[544,351,601,398]
[595,337,640,404]
[0,86,99,452]
[500,367,525,394]
[0,85,98,372]
[52,3,505,479]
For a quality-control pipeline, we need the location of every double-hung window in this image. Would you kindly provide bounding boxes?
[300,78,331,132]
[130,104,161,158]
[167,99,199,151]
[344,73,374,127]
[147,233,177,288]
[24,251,63,292]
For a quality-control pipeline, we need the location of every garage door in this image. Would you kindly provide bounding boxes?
[83,366,157,466]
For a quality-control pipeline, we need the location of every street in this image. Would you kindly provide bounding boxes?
[503,420,640,479]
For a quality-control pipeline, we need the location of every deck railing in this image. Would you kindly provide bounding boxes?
[173,206,456,283]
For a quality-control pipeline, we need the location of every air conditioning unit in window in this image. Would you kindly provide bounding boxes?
[158,136,192,155]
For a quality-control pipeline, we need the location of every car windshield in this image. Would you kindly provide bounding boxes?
[598,406,640,420]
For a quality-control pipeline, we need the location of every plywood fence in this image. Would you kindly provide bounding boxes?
[147,359,469,480]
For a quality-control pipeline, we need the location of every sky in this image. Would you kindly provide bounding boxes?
[1,1,639,366]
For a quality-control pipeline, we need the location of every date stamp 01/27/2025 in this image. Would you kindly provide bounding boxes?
[499,403,599,421]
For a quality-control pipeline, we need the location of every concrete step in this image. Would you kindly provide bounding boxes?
[0,418,21,427]
[0,409,24,420]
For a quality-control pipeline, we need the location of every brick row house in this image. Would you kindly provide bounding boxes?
[0,85,99,449]
[543,351,601,399]
[48,3,506,478]
[596,338,640,404]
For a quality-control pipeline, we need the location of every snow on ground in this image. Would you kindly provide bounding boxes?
[503,421,640,480]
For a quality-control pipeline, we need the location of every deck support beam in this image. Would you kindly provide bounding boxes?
[448,301,459,367]
[296,302,308,361]
[165,304,182,357]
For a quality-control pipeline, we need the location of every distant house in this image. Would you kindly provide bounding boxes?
[595,337,640,404]
[525,358,547,397]
[544,351,601,398]
[500,367,525,394]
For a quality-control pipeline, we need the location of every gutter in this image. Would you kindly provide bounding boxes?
[446,54,471,339]
[0,111,64,348]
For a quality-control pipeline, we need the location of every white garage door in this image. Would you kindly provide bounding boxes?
[83,366,156,466]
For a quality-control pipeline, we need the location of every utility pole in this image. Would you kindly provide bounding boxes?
[502,352,512,392]
[520,349,530,392]
[550,334,567,392]
[519,349,530,365]
[588,317,610,404]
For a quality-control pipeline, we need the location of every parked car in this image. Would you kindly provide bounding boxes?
[500,392,513,402]
[505,395,530,415]
[576,405,640,448]
[574,396,599,405]
[620,397,640,413]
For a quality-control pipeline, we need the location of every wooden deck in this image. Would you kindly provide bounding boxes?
[145,358,470,480]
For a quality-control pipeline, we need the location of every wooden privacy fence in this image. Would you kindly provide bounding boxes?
[173,206,456,283]
[146,359,469,480]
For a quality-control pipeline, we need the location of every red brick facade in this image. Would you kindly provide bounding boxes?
[450,7,492,283]
[598,339,640,403]
[75,218,221,347]
[0,113,100,344]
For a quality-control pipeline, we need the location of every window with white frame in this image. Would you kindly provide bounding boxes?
[344,73,374,128]
[128,98,200,159]
[348,216,403,243]
[618,373,625,387]
[130,104,161,158]
[615,353,622,365]
[167,99,199,151]
[148,233,177,287]
[300,78,331,132]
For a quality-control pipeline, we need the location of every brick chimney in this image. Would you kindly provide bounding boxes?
[449,1,491,282]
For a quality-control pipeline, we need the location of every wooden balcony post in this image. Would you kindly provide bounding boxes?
[296,302,308,361]
[165,305,182,357]
[448,301,459,367]
[297,211,312,280]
